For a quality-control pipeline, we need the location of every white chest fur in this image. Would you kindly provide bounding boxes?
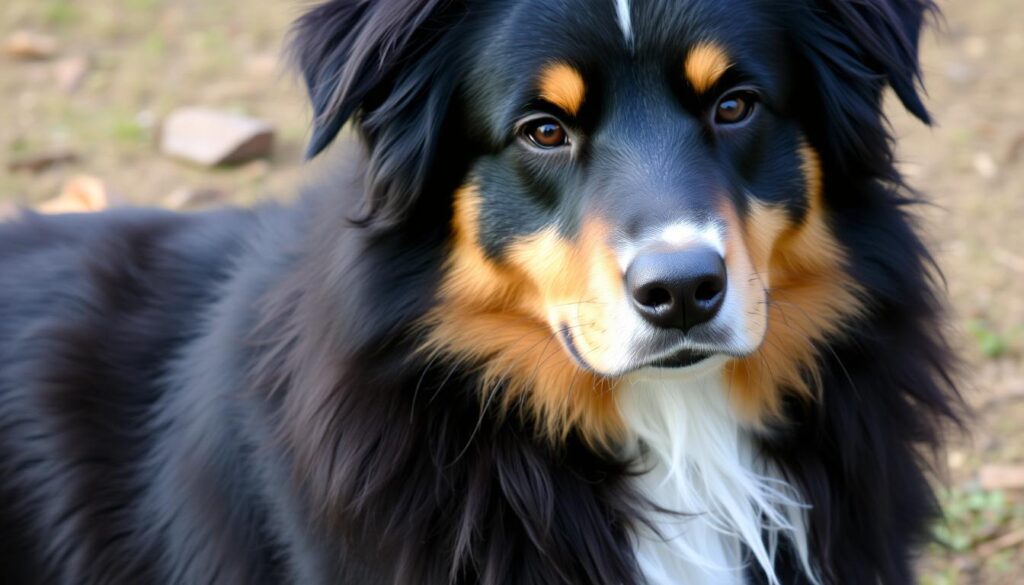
[617,363,816,585]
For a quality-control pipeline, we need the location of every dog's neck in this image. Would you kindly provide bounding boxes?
[617,363,816,585]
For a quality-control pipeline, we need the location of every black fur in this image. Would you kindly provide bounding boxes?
[0,0,961,583]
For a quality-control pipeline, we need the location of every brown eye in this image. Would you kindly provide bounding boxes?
[714,90,758,125]
[524,119,569,148]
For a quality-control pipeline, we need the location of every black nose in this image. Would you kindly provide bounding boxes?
[625,246,727,332]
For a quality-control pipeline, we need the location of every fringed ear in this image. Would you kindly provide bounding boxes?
[789,0,936,176]
[824,0,934,122]
[290,0,464,225]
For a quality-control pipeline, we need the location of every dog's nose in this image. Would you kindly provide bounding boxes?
[625,246,727,332]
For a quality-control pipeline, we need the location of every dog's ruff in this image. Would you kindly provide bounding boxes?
[619,361,814,585]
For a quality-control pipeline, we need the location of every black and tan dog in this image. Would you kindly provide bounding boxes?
[0,0,962,583]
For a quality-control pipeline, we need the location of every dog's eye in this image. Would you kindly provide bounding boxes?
[523,118,569,149]
[714,90,758,125]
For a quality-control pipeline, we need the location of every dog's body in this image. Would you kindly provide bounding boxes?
[0,0,961,584]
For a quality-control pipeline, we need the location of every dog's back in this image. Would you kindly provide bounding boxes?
[0,209,269,583]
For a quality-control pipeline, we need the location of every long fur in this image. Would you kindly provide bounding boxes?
[618,363,814,585]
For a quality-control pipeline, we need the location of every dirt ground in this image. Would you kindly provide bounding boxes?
[1,1,1022,583]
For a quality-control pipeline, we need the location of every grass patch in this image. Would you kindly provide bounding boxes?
[932,487,1023,552]
[125,0,158,11]
[43,0,78,26]
[7,137,32,156]
[108,112,147,144]
[967,319,1010,358]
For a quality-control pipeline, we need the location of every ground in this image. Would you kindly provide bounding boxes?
[1,1,1022,582]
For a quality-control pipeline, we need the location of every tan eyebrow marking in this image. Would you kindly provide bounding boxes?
[685,42,732,93]
[538,62,587,116]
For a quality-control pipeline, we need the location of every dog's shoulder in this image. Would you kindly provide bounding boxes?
[0,206,267,391]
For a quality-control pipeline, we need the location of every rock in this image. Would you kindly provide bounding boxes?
[947,450,967,471]
[943,61,976,86]
[972,152,998,180]
[53,55,92,92]
[3,31,58,60]
[963,36,988,59]
[7,150,78,173]
[38,176,121,214]
[979,465,1024,491]
[163,186,228,210]
[160,107,275,167]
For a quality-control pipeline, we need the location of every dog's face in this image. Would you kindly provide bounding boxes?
[294,0,932,445]
[453,1,818,375]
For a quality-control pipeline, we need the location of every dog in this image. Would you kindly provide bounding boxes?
[0,0,963,583]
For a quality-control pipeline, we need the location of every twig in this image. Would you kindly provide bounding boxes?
[975,528,1024,558]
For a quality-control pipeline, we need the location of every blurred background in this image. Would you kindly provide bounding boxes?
[1,1,1022,582]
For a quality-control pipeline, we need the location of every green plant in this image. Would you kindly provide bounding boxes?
[108,112,147,145]
[967,319,1009,358]
[44,0,78,26]
[933,487,1018,552]
[921,568,960,585]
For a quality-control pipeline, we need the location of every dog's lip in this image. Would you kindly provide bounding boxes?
[557,322,599,374]
[642,348,712,370]
[557,323,720,376]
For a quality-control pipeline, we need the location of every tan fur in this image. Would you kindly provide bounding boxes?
[424,143,859,442]
[684,42,732,93]
[538,62,587,116]
[724,145,865,423]
[420,184,625,448]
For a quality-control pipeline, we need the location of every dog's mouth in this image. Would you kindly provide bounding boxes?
[558,322,715,376]
[644,349,712,370]
[558,323,600,374]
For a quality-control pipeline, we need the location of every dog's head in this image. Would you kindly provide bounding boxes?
[293,0,933,446]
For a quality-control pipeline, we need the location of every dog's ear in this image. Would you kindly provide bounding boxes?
[818,0,933,122]
[790,0,935,174]
[291,0,464,225]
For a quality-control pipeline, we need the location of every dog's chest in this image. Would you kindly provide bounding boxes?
[616,371,809,585]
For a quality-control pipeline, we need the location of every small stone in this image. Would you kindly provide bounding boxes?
[159,107,275,167]
[163,187,228,210]
[963,36,988,59]
[38,176,121,214]
[53,55,91,92]
[7,150,78,173]
[979,465,1024,491]
[3,31,58,60]
[947,450,967,471]
[972,152,998,180]
[943,61,976,86]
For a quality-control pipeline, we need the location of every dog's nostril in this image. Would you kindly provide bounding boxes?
[694,278,724,303]
[625,246,727,332]
[640,286,672,309]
